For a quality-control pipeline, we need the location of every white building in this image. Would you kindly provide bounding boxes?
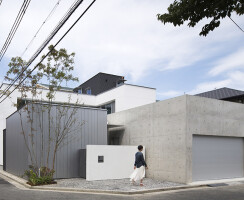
[0,72,156,165]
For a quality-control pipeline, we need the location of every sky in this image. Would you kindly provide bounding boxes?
[0,0,243,100]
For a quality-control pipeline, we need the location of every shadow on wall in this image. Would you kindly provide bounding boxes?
[108,129,124,145]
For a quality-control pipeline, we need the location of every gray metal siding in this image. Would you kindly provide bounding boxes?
[6,110,29,177]
[3,129,6,171]
[192,135,244,181]
[6,104,107,178]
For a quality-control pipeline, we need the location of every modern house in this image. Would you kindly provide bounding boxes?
[0,72,156,166]
[107,94,244,183]
[2,78,244,183]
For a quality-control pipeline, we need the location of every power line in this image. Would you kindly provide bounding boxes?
[0,0,30,60]
[20,0,62,57]
[0,0,97,103]
[27,0,81,68]
[0,0,31,62]
[229,16,244,33]
[0,0,83,100]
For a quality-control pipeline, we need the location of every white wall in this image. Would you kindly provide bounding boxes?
[96,84,156,112]
[86,145,146,181]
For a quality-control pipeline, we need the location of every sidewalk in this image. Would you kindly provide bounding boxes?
[44,177,185,192]
[2,168,237,195]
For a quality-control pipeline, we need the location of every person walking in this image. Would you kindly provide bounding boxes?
[130,145,148,186]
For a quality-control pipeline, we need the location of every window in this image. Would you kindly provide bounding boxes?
[98,156,104,163]
[101,101,115,114]
[77,89,82,94]
[86,88,91,95]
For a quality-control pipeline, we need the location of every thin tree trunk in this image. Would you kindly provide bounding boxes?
[46,104,51,168]
[19,111,35,167]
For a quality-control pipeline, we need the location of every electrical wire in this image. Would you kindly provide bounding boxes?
[229,16,244,33]
[27,0,81,68]
[0,0,97,103]
[20,0,62,57]
[0,0,30,60]
[0,0,83,100]
[0,0,31,62]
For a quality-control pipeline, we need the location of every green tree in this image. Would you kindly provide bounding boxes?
[157,0,244,36]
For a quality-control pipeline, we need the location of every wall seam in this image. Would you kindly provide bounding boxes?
[185,95,190,183]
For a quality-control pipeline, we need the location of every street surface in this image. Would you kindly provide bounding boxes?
[0,177,244,200]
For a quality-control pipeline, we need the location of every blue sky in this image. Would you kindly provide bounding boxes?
[0,0,244,100]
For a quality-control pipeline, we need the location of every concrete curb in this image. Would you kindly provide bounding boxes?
[0,170,206,195]
[31,184,206,195]
[0,170,32,189]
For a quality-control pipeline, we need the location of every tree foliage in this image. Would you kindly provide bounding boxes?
[38,45,78,100]
[3,45,82,180]
[157,0,244,36]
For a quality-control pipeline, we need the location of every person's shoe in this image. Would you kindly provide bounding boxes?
[140,183,144,186]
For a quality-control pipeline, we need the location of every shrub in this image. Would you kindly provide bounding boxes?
[24,165,55,186]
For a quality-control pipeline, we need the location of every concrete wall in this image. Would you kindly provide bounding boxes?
[86,145,145,181]
[107,95,188,183]
[186,95,244,137]
[108,95,244,183]
[186,95,244,182]
[6,103,107,178]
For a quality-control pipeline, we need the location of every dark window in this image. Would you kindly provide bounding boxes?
[86,88,91,95]
[98,156,104,163]
[101,104,112,114]
[100,101,115,114]
[78,89,82,94]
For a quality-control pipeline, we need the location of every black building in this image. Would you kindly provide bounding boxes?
[195,87,244,104]
[73,72,126,95]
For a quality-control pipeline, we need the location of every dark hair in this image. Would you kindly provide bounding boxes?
[138,145,143,151]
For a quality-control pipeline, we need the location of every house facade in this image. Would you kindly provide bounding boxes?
[0,72,156,165]
[5,103,107,178]
[3,77,244,183]
[108,94,244,183]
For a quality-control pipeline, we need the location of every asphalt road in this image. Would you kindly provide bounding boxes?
[1,177,244,200]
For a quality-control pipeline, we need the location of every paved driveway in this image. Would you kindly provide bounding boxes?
[1,177,244,200]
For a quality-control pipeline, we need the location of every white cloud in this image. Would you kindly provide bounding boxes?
[189,70,244,95]
[0,0,244,88]
[158,69,244,98]
[189,80,231,94]
[209,48,244,76]
[227,71,244,89]
[157,90,183,98]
